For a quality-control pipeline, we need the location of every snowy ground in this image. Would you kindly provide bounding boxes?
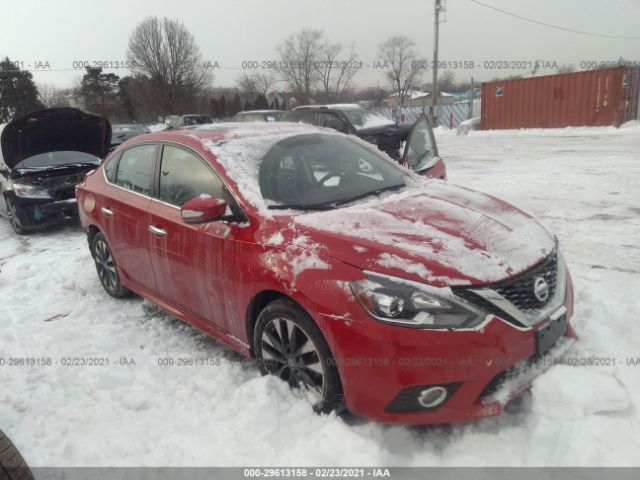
[0,124,639,467]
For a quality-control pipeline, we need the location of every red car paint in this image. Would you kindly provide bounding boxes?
[77,124,574,425]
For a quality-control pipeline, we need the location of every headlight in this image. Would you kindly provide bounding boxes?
[11,183,51,199]
[350,272,486,329]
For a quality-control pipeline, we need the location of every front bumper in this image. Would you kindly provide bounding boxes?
[319,271,574,425]
[12,197,79,230]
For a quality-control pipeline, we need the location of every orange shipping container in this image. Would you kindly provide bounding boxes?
[480,67,640,130]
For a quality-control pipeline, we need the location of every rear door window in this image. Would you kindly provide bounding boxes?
[285,110,316,125]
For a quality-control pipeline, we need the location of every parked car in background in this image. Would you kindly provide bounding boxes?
[166,114,213,129]
[111,123,151,151]
[0,108,111,234]
[233,110,286,122]
[77,123,573,425]
[284,104,446,179]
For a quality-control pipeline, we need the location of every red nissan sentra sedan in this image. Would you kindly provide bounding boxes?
[76,123,574,425]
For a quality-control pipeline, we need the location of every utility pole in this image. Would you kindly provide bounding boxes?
[430,0,443,126]
[468,76,474,120]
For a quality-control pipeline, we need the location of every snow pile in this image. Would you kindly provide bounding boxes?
[531,366,630,419]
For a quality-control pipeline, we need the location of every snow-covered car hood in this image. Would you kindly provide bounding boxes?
[0,108,111,169]
[278,182,556,287]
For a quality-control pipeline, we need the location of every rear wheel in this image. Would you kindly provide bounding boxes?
[92,232,130,298]
[5,198,25,235]
[254,298,342,413]
[0,429,35,480]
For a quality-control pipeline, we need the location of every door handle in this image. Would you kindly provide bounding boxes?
[101,207,113,217]
[148,225,167,237]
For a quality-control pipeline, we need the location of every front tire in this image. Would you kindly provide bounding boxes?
[0,429,35,480]
[254,298,342,414]
[92,232,130,298]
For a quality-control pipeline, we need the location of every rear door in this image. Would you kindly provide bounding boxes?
[100,143,158,292]
[146,143,238,329]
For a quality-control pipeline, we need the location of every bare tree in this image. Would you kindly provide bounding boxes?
[378,35,422,109]
[236,72,276,98]
[276,30,323,104]
[37,84,70,108]
[126,16,212,117]
[314,42,361,103]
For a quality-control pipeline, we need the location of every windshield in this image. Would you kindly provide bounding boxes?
[15,150,101,169]
[113,124,150,135]
[259,134,408,209]
[184,115,213,125]
[340,109,394,130]
[265,111,285,122]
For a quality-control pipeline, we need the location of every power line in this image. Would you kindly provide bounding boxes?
[467,0,640,40]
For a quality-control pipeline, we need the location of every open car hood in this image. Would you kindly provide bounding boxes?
[0,108,112,169]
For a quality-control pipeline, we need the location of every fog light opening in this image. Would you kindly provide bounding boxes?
[417,386,448,408]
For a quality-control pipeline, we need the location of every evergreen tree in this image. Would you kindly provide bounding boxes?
[209,97,219,118]
[80,67,120,115]
[229,94,242,117]
[118,76,136,121]
[218,95,227,117]
[254,94,269,109]
[0,57,43,122]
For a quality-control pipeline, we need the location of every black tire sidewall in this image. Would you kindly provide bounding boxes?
[5,198,26,235]
[254,298,342,414]
[0,429,35,480]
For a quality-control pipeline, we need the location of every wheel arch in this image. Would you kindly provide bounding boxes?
[245,289,310,358]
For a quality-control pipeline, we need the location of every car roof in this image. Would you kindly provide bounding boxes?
[293,104,362,111]
[237,110,282,114]
[129,122,323,145]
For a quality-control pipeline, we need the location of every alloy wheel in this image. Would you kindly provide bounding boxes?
[261,317,325,401]
[94,238,118,293]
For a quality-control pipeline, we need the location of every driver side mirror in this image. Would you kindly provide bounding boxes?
[0,164,9,178]
[181,196,227,224]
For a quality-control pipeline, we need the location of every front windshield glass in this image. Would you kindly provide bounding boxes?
[184,115,213,125]
[259,134,408,208]
[113,124,149,134]
[265,112,285,121]
[16,151,101,169]
[340,109,394,130]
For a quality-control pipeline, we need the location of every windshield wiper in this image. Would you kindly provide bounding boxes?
[16,162,99,172]
[267,203,336,211]
[267,183,406,211]
[332,183,406,207]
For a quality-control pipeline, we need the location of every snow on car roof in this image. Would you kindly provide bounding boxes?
[237,110,283,114]
[295,104,362,110]
[197,123,337,212]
